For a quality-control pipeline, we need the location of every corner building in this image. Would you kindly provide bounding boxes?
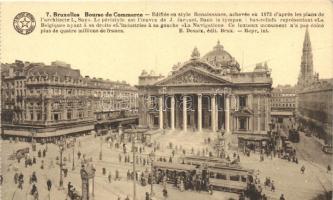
[137,41,272,147]
[1,60,138,139]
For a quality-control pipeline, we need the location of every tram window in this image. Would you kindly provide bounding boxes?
[209,172,215,178]
[230,175,240,181]
[216,173,226,180]
[241,176,247,182]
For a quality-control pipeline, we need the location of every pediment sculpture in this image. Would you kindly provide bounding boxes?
[158,70,225,85]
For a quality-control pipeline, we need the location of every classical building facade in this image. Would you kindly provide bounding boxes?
[296,29,333,144]
[1,60,138,139]
[271,85,296,123]
[137,41,272,147]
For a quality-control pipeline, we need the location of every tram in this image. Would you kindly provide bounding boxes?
[208,164,253,193]
[181,155,230,167]
[153,159,253,194]
[288,129,300,143]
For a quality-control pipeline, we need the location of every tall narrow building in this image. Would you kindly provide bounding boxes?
[298,28,314,86]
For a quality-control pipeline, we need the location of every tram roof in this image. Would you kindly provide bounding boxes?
[153,161,196,171]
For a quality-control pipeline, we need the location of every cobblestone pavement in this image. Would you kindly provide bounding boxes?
[1,130,332,200]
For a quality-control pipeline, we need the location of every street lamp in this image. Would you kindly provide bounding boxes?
[58,143,64,189]
[72,139,75,170]
[99,136,103,160]
[149,151,155,197]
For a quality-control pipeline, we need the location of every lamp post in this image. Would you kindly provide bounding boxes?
[72,139,75,170]
[58,143,64,189]
[149,151,155,197]
[99,136,103,160]
[132,131,137,200]
[31,128,36,151]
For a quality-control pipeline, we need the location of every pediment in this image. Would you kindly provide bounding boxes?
[155,68,230,86]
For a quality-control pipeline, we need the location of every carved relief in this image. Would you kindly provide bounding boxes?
[160,70,223,85]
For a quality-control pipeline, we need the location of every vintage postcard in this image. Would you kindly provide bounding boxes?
[0,1,332,200]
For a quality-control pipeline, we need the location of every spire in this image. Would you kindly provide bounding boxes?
[303,27,311,51]
[298,27,314,86]
[191,47,200,60]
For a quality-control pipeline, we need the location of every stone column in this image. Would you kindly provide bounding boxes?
[248,94,253,109]
[26,106,30,121]
[159,96,163,129]
[46,101,52,121]
[33,108,37,121]
[63,109,68,120]
[211,94,216,132]
[225,95,230,133]
[215,96,219,131]
[257,95,261,132]
[183,95,187,132]
[197,94,202,132]
[171,95,175,130]
[265,95,269,131]
[175,95,180,128]
[249,117,253,131]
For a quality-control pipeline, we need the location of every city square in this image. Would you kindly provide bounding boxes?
[1,17,333,200]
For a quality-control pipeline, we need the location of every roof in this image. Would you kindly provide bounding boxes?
[27,64,81,81]
[201,41,240,71]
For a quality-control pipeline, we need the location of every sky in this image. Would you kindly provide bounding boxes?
[1,1,332,87]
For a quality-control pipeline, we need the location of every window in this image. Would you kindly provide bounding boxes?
[239,95,247,108]
[216,173,227,180]
[230,175,240,181]
[67,112,71,120]
[239,117,247,130]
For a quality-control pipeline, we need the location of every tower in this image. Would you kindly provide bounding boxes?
[298,28,314,86]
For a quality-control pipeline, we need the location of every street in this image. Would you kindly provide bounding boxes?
[1,128,332,200]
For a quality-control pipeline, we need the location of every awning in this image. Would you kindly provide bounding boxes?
[238,135,269,141]
[4,125,94,137]
[271,111,293,116]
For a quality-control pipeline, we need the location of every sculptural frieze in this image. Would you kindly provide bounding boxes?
[160,70,223,85]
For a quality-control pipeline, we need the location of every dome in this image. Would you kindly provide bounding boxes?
[202,41,240,72]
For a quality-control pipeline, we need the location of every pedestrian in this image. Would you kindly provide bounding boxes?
[125,195,130,200]
[31,183,37,195]
[67,182,73,195]
[63,168,68,177]
[280,194,285,200]
[47,179,52,191]
[108,171,112,183]
[14,172,18,184]
[271,181,275,192]
[18,173,24,189]
[0,175,3,185]
[115,169,120,181]
[327,165,331,173]
[163,187,168,198]
[31,171,37,184]
[40,160,44,169]
[301,165,305,174]
[77,151,81,160]
[119,153,122,162]
[145,192,150,200]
